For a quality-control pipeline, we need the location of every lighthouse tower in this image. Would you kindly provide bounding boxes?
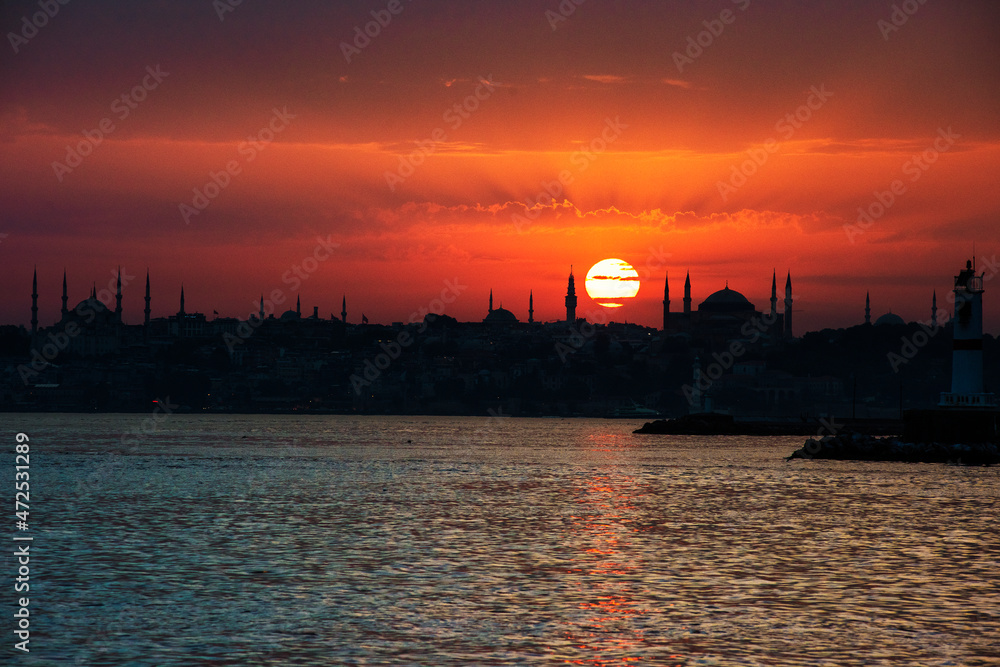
[939,259,995,408]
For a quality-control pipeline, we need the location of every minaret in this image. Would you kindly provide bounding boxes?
[296,295,301,317]
[783,272,793,338]
[489,289,494,314]
[770,270,777,319]
[865,291,871,325]
[528,291,534,324]
[565,267,577,323]
[939,259,992,407]
[61,270,69,319]
[931,290,937,328]
[259,295,265,321]
[144,270,151,326]
[683,271,691,315]
[179,285,185,316]
[115,266,123,322]
[31,267,38,334]
[662,272,670,330]
[341,295,347,323]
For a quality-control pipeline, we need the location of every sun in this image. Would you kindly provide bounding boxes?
[585,258,640,308]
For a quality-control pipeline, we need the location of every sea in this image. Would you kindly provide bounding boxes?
[2,414,998,666]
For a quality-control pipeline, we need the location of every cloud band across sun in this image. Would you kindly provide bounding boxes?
[585,259,641,307]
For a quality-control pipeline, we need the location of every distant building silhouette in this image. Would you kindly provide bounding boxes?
[662,269,793,340]
[940,258,995,408]
[662,272,670,330]
[143,271,151,327]
[564,268,577,323]
[483,291,519,326]
[784,271,793,338]
[31,268,38,335]
[683,271,691,315]
[61,270,69,320]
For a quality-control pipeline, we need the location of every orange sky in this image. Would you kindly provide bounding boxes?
[2,0,999,332]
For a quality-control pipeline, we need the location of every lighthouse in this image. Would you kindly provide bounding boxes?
[939,259,995,408]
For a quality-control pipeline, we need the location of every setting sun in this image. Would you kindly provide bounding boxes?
[585,258,640,308]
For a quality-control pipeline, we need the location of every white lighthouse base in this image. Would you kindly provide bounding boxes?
[939,392,997,409]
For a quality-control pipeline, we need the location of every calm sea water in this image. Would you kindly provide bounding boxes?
[2,414,998,666]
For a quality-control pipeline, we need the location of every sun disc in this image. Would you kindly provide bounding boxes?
[585,258,640,308]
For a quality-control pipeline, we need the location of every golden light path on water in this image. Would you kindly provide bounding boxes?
[7,414,999,666]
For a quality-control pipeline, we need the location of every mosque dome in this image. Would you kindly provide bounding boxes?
[483,307,518,324]
[279,309,301,321]
[73,297,110,314]
[698,286,755,313]
[875,312,905,327]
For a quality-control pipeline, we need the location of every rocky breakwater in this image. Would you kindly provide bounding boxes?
[787,430,1000,465]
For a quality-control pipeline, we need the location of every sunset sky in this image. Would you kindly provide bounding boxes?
[2,0,998,332]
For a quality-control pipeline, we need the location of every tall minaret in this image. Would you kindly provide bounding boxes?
[489,289,494,314]
[770,270,778,319]
[31,267,38,334]
[931,290,938,328]
[296,295,301,317]
[144,270,151,326]
[940,259,991,407]
[115,266,123,322]
[179,285,185,316]
[784,272,793,338]
[683,271,691,315]
[259,295,265,321]
[565,267,577,323]
[528,291,534,324]
[341,295,347,323]
[865,291,871,325]
[662,272,670,330]
[61,270,69,319]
